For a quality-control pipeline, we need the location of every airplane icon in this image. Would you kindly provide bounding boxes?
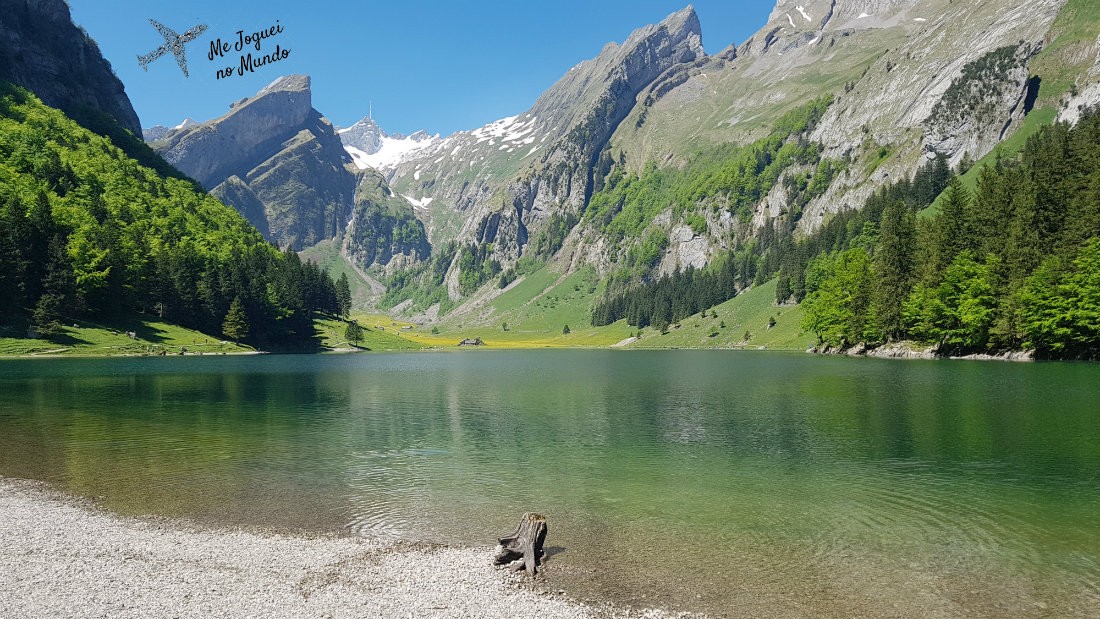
[137,19,208,77]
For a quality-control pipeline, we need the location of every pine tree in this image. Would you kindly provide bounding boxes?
[336,272,352,318]
[33,235,77,335]
[344,320,364,347]
[969,158,1013,260]
[934,177,973,276]
[872,199,916,340]
[222,296,249,342]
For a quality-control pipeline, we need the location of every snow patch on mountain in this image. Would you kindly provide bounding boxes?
[402,194,433,209]
[344,132,441,171]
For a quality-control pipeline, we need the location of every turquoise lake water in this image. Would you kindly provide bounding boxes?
[0,350,1097,617]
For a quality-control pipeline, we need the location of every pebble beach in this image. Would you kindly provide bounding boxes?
[0,478,688,619]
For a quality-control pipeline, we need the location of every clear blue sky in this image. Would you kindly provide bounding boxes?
[68,1,773,136]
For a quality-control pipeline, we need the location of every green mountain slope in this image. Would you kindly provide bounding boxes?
[371,0,1095,334]
[0,82,342,347]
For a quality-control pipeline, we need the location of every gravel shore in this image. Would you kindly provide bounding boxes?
[0,478,687,619]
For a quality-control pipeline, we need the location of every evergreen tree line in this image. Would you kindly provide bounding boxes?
[802,112,1100,358]
[0,83,350,346]
[591,144,954,329]
[774,152,953,304]
[591,260,740,330]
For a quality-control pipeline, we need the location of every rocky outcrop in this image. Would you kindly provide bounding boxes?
[153,75,429,272]
[339,117,385,154]
[811,341,1036,361]
[156,75,315,190]
[143,119,196,142]
[923,43,1039,167]
[155,74,353,251]
[143,125,172,142]
[343,169,432,275]
[377,6,705,272]
[0,0,142,135]
[1058,35,1100,125]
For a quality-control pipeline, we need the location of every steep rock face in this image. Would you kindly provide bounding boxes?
[801,0,1064,226]
[153,75,428,272]
[377,6,704,278]
[155,75,350,250]
[232,111,355,249]
[923,43,1038,166]
[339,117,384,154]
[0,0,142,135]
[610,0,1065,241]
[155,75,314,190]
[1059,35,1100,125]
[343,169,432,274]
[492,5,705,257]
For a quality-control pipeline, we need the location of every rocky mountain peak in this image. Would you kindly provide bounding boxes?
[154,74,319,189]
[620,5,704,62]
[338,116,384,155]
[654,5,702,44]
[764,0,918,35]
[258,74,312,96]
[0,0,143,135]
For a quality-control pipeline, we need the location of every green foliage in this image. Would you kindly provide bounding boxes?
[562,324,571,335]
[0,82,341,346]
[529,211,578,258]
[872,199,916,340]
[1018,239,1100,357]
[903,252,999,349]
[457,243,502,295]
[584,97,833,241]
[335,272,352,318]
[221,296,249,342]
[802,110,1100,357]
[801,248,875,346]
[783,157,848,221]
[775,153,952,307]
[379,241,458,312]
[929,44,1025,131]
[592,258,741,328]
[344,320,364,347]
[684,212,708,235]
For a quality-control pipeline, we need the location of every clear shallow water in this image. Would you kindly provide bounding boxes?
[0,351,1097,617]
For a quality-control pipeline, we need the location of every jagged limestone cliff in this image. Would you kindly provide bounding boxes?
[0,0,142,135]
[151,76,428,273]
[370,0,1081,314]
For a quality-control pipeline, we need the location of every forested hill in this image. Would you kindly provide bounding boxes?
[0,82,347,347]
[589,107,1100,360]
[799,113,1100,359]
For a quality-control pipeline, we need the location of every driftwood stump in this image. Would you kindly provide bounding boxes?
[493,512,547,576]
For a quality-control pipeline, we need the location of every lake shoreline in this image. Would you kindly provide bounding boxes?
[0,477,690,619]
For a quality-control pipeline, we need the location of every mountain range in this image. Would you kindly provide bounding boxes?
[139,1,1098,318]
[3,0,1099,354]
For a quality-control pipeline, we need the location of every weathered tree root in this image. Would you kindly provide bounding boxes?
[493,512,547,576]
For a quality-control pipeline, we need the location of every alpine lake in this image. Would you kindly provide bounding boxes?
[1,350,1097,618]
